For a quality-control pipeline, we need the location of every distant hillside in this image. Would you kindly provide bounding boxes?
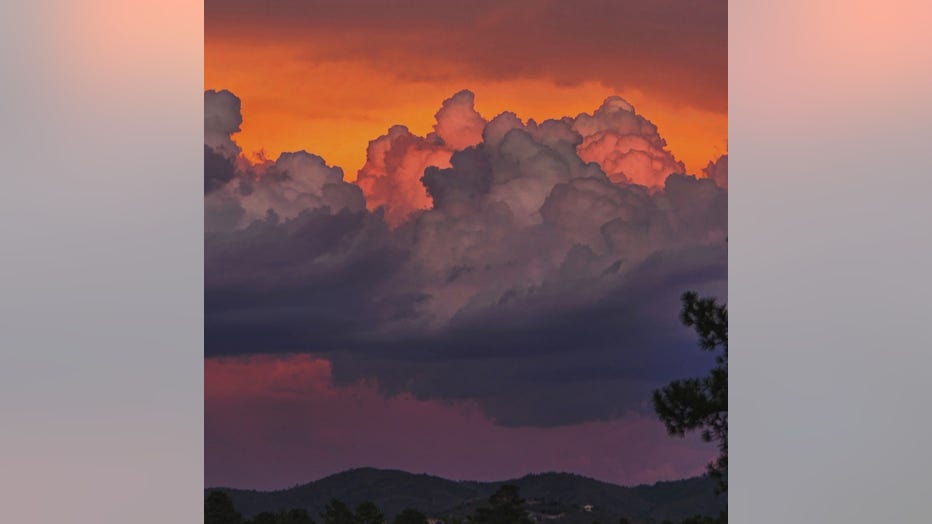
[209,468,725,523]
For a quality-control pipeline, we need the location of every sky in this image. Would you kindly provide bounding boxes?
[204,0,727,490]
[205,0,727,179]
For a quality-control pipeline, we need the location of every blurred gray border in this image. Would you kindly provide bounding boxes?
[730,2,931,522]
[2,1,930,522]
[1,1,203,523]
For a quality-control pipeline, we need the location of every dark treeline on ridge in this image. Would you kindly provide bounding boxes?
[206,484,726,524]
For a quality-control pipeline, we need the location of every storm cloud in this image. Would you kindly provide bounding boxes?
[204,89,727,427]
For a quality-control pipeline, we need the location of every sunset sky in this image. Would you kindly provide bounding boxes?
[205,0,727,490]
[205,0,726,179]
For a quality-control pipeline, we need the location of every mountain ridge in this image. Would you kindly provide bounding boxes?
[209,467,725,522]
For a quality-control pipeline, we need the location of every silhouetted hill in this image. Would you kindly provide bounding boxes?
[209,468,725,523]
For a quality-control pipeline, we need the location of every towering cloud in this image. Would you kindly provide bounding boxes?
[432,90,487,150]
[205,89,242,159]
[204,89,726,428]
[205,90,243,195]
[356,90,487,226]
[354,125,450,227]
[354,91,694,230]
[571,96,685,188]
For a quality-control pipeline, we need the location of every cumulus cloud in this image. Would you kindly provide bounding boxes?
[205,89,242,159]
[204,89,727,427]
[570,96,685,188]
[703,153,728,189]
[227,151,365,225]
[354,125,450,227]
[205,90,245,195]
[356,92,689,231]
[356,90,487,226]
[203,91,366,230]
[430,90,486,150]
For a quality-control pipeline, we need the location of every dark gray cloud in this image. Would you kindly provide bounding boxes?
[206,207,412,353]
[204,90,727,427]
[205,145,237,194]
[325,243,725,427]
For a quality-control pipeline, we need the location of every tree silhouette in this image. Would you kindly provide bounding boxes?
[205,490,243,524]
[354,501,385,524]
[392,508,429,524]
[205,491,320,524]
[250,512,280,524]
[322,499,355,524]
[653,291,728,493]
[469,485,533,524]
[280,508,317,524]
[678,514,727,524]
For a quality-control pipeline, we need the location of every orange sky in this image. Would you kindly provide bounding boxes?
[205,0,727,180]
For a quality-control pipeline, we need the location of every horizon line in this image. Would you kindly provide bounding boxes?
[206,465,711,493]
